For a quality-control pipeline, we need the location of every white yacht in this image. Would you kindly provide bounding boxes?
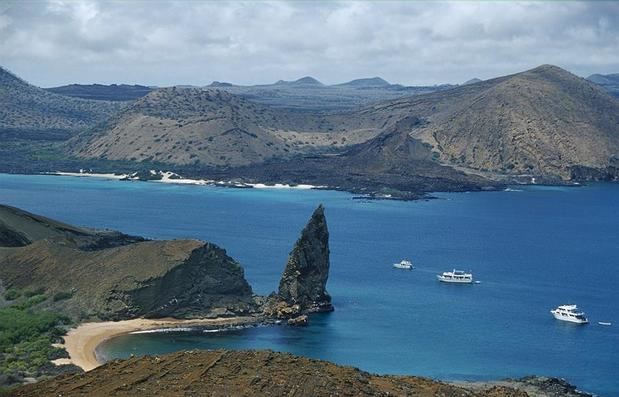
[437,269,473,283]
[550,305,588,324]
[393,260,413,270]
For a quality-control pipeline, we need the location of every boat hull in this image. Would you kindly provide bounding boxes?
[437,275,473,283]
[551,311,588,324]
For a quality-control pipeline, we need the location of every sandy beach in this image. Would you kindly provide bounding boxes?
[53,316,260,371]
[48,171,324,189]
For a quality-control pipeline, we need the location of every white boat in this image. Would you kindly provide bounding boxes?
[598,322,612,326]
[437,269,473,283]
[393,260,413,270]
[550,305,588,324]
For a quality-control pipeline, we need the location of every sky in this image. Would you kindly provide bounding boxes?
[1,0,618,87]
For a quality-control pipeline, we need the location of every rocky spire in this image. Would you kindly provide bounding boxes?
[277,204,333,313]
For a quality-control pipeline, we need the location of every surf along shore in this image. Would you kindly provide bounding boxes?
[53,316,261,371]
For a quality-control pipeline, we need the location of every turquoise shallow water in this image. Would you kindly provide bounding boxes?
[1,174,618,395]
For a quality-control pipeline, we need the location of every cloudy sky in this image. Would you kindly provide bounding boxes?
[1,1,618,87]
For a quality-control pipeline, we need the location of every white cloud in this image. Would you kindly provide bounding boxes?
[1,0,618,87]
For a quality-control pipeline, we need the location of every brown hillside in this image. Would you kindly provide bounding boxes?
[13,350,529,397]
[0,67,124,141]
[69,87,365,167]
[360,65,619,178]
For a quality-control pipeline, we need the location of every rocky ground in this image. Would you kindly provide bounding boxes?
[12,349,591,397]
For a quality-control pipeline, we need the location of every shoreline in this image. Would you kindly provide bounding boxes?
[53,316,261,371]
[51,319,594,396]
[47,171,325,190]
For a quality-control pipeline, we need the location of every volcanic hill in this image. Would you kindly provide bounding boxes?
[0,67,124,142]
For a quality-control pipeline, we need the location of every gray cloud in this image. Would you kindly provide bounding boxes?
[1,0,618,87]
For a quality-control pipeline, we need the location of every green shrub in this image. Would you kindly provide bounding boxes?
[3,289,21,301]
[14,295,47,310]
[23,287,45,298]
[0,306,69,385]
[52,291,73,302]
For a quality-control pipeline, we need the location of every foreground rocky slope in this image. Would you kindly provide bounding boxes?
[14,349,591,397]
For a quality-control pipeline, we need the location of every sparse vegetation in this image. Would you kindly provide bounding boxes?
[3,289,21,301]
[0,289,72,390]
[52,292,73,302]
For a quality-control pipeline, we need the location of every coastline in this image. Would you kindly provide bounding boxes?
[47,171,325,190]
[53,316,260,371]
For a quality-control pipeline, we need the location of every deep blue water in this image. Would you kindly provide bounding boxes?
[1,174,618,396]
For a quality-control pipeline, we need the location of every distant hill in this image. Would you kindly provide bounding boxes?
[204,117,497,199]
[209,81,235,87]
[208,77,451,111]
[360,65,619,178]
[69,87,342,167]
[3,64,617,194]
[69,65,619,184]
[336,77,391,87]
[587,73,619,85]
[0,66,124,141]
[587,73,619,97]
[274,76,324,86]
[463,78,482,85]
[46,83,152,101]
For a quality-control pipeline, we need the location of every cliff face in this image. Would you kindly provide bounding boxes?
[131,242,257,319]
[0,205,257,320]
[0,239,258,321]
[276,205,332,313]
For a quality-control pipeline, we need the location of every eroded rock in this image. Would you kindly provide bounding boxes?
[277,204,333,313]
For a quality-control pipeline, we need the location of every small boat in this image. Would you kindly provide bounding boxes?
[437,269,473,283]
[393,260,413,270]
[598,322,612,326]
[550,304,588,324]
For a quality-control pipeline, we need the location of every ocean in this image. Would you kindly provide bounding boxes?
[1,174,617,395]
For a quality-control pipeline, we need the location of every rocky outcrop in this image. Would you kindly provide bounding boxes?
[0,238,258,321]
[132,242,257,319]
[13,350,531,397]
[514,376,593,397]
[0,204,335,322]
[275,205,333,314]
[0,204,145,250]
[287,314,309,326]
[0,205,259,320]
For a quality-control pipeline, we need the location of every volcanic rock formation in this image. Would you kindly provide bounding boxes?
[276,205,333,313]
[0,204,258,320]
[14,349,590,397]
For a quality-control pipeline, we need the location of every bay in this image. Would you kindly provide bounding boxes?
[1,174,617,395]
